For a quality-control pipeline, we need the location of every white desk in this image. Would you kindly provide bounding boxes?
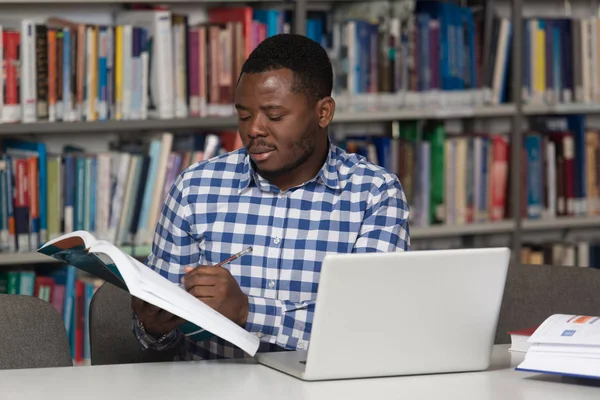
[1,345,599,399]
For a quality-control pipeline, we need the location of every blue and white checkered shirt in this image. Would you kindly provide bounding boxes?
[133,139,410,360]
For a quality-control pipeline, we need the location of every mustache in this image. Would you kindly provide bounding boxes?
[245,139,276,151]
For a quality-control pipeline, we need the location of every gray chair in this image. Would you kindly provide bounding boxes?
[495,263,600,344]
[89,282,181,365]
[0,294,72,369]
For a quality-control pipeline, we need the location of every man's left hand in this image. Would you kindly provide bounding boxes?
[182,265,249,327]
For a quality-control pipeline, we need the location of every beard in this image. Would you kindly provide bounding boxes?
[254,129,316,180]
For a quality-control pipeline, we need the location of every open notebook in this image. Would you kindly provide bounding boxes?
[38,230,260,356]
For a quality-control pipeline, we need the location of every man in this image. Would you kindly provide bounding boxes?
[131,33,410,360]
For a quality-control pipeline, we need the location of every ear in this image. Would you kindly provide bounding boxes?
[316,96,335,128]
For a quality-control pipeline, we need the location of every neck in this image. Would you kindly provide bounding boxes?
[265,134,329,191]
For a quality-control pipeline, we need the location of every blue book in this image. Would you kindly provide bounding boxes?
[525,134,543,219]
[253,9,281,37]
[36,231,261,356]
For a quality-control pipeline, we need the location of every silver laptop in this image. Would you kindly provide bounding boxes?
[256,247,511,381]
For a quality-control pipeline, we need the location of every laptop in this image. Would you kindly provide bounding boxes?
[256,247,511,381]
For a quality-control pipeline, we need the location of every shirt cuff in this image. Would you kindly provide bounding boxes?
[244,296,284,342]
[131,312,182,351]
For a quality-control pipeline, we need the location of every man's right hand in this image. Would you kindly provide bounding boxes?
[131,297,185,337]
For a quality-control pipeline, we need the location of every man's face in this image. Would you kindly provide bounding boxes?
[234,69,318,178]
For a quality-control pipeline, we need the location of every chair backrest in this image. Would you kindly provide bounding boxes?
[495,263,600,344]
[0,294,72,369]
[89,282,181,365]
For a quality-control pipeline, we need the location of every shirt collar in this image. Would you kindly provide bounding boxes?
[237,139,341,194]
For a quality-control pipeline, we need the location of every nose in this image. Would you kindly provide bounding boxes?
[245,114,267,138]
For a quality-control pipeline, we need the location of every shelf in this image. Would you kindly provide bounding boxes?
[0,246,149,266]
[0,117,239,136]
[411,220,516,239]
[0,252,58,265]
[524,103,600,115]
[522,216,600,231]
[4,216,600,265]
[333,104,516,122]
[0,106,518,136]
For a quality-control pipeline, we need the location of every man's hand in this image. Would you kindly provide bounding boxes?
[182,265,249,327]
[131,297,185,337]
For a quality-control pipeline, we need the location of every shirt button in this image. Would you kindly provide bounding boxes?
[268,280,275,289]
[298,342,305,349]
[279,192,286,198]
[273,237,280,245]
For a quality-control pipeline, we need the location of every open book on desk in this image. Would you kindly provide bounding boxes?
[516,314,600,380]
[37,230,260,356]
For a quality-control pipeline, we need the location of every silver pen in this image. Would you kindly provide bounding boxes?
[214,246,253,268]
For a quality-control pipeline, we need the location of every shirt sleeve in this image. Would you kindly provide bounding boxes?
[242,177,410,351]
[244,296,314,351]
[353,177,411,252]
[131,172,200,351]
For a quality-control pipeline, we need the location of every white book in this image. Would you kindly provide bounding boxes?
[143,132,173,246]
[141,50,149,120]
[95,153,111,242]
[492,18,510,105]
[37,230,260,357]
[516,314,600,380]
[108,152,131,244]
[115,10,174,120]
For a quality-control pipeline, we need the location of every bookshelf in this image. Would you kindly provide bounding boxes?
[0,0,598,271]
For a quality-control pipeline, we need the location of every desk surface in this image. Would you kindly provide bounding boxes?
[1,345,599,400]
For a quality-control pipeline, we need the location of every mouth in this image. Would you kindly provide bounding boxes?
[248,148,276,162]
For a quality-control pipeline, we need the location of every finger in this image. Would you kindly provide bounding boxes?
[189,285,219,299]
[165,317,185,331]
[154,309,178,325]
[185,265,222,278]
[183,273,220,291]
[132,297,160,317]
[181,265,217,285]
[144,303,161,316]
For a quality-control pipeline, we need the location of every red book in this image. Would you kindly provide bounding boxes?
[3,30,20,123]
[508,327,538,353]
[489,135,509,221]
[75,280,85,364]
[208,7,253,58]
[546,132,575,216]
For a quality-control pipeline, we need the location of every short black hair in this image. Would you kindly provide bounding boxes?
[240,33,333,102]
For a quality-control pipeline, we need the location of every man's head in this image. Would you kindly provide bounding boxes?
[234,33,335,189]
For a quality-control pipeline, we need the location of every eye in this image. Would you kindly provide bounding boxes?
[238,114,251,122]
[268,115,283,122]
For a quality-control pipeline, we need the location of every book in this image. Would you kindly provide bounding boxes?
[516,314,600,379]
[37,230,260,356]
[508,326,536,353]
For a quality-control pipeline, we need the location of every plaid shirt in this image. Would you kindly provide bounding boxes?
[132,140,410,360]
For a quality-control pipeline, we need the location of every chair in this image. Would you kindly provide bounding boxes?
[0,294,72,369]
[495,263,600,344]
[89,282,181,365]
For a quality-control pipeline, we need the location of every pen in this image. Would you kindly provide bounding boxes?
[214,246,253,268]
